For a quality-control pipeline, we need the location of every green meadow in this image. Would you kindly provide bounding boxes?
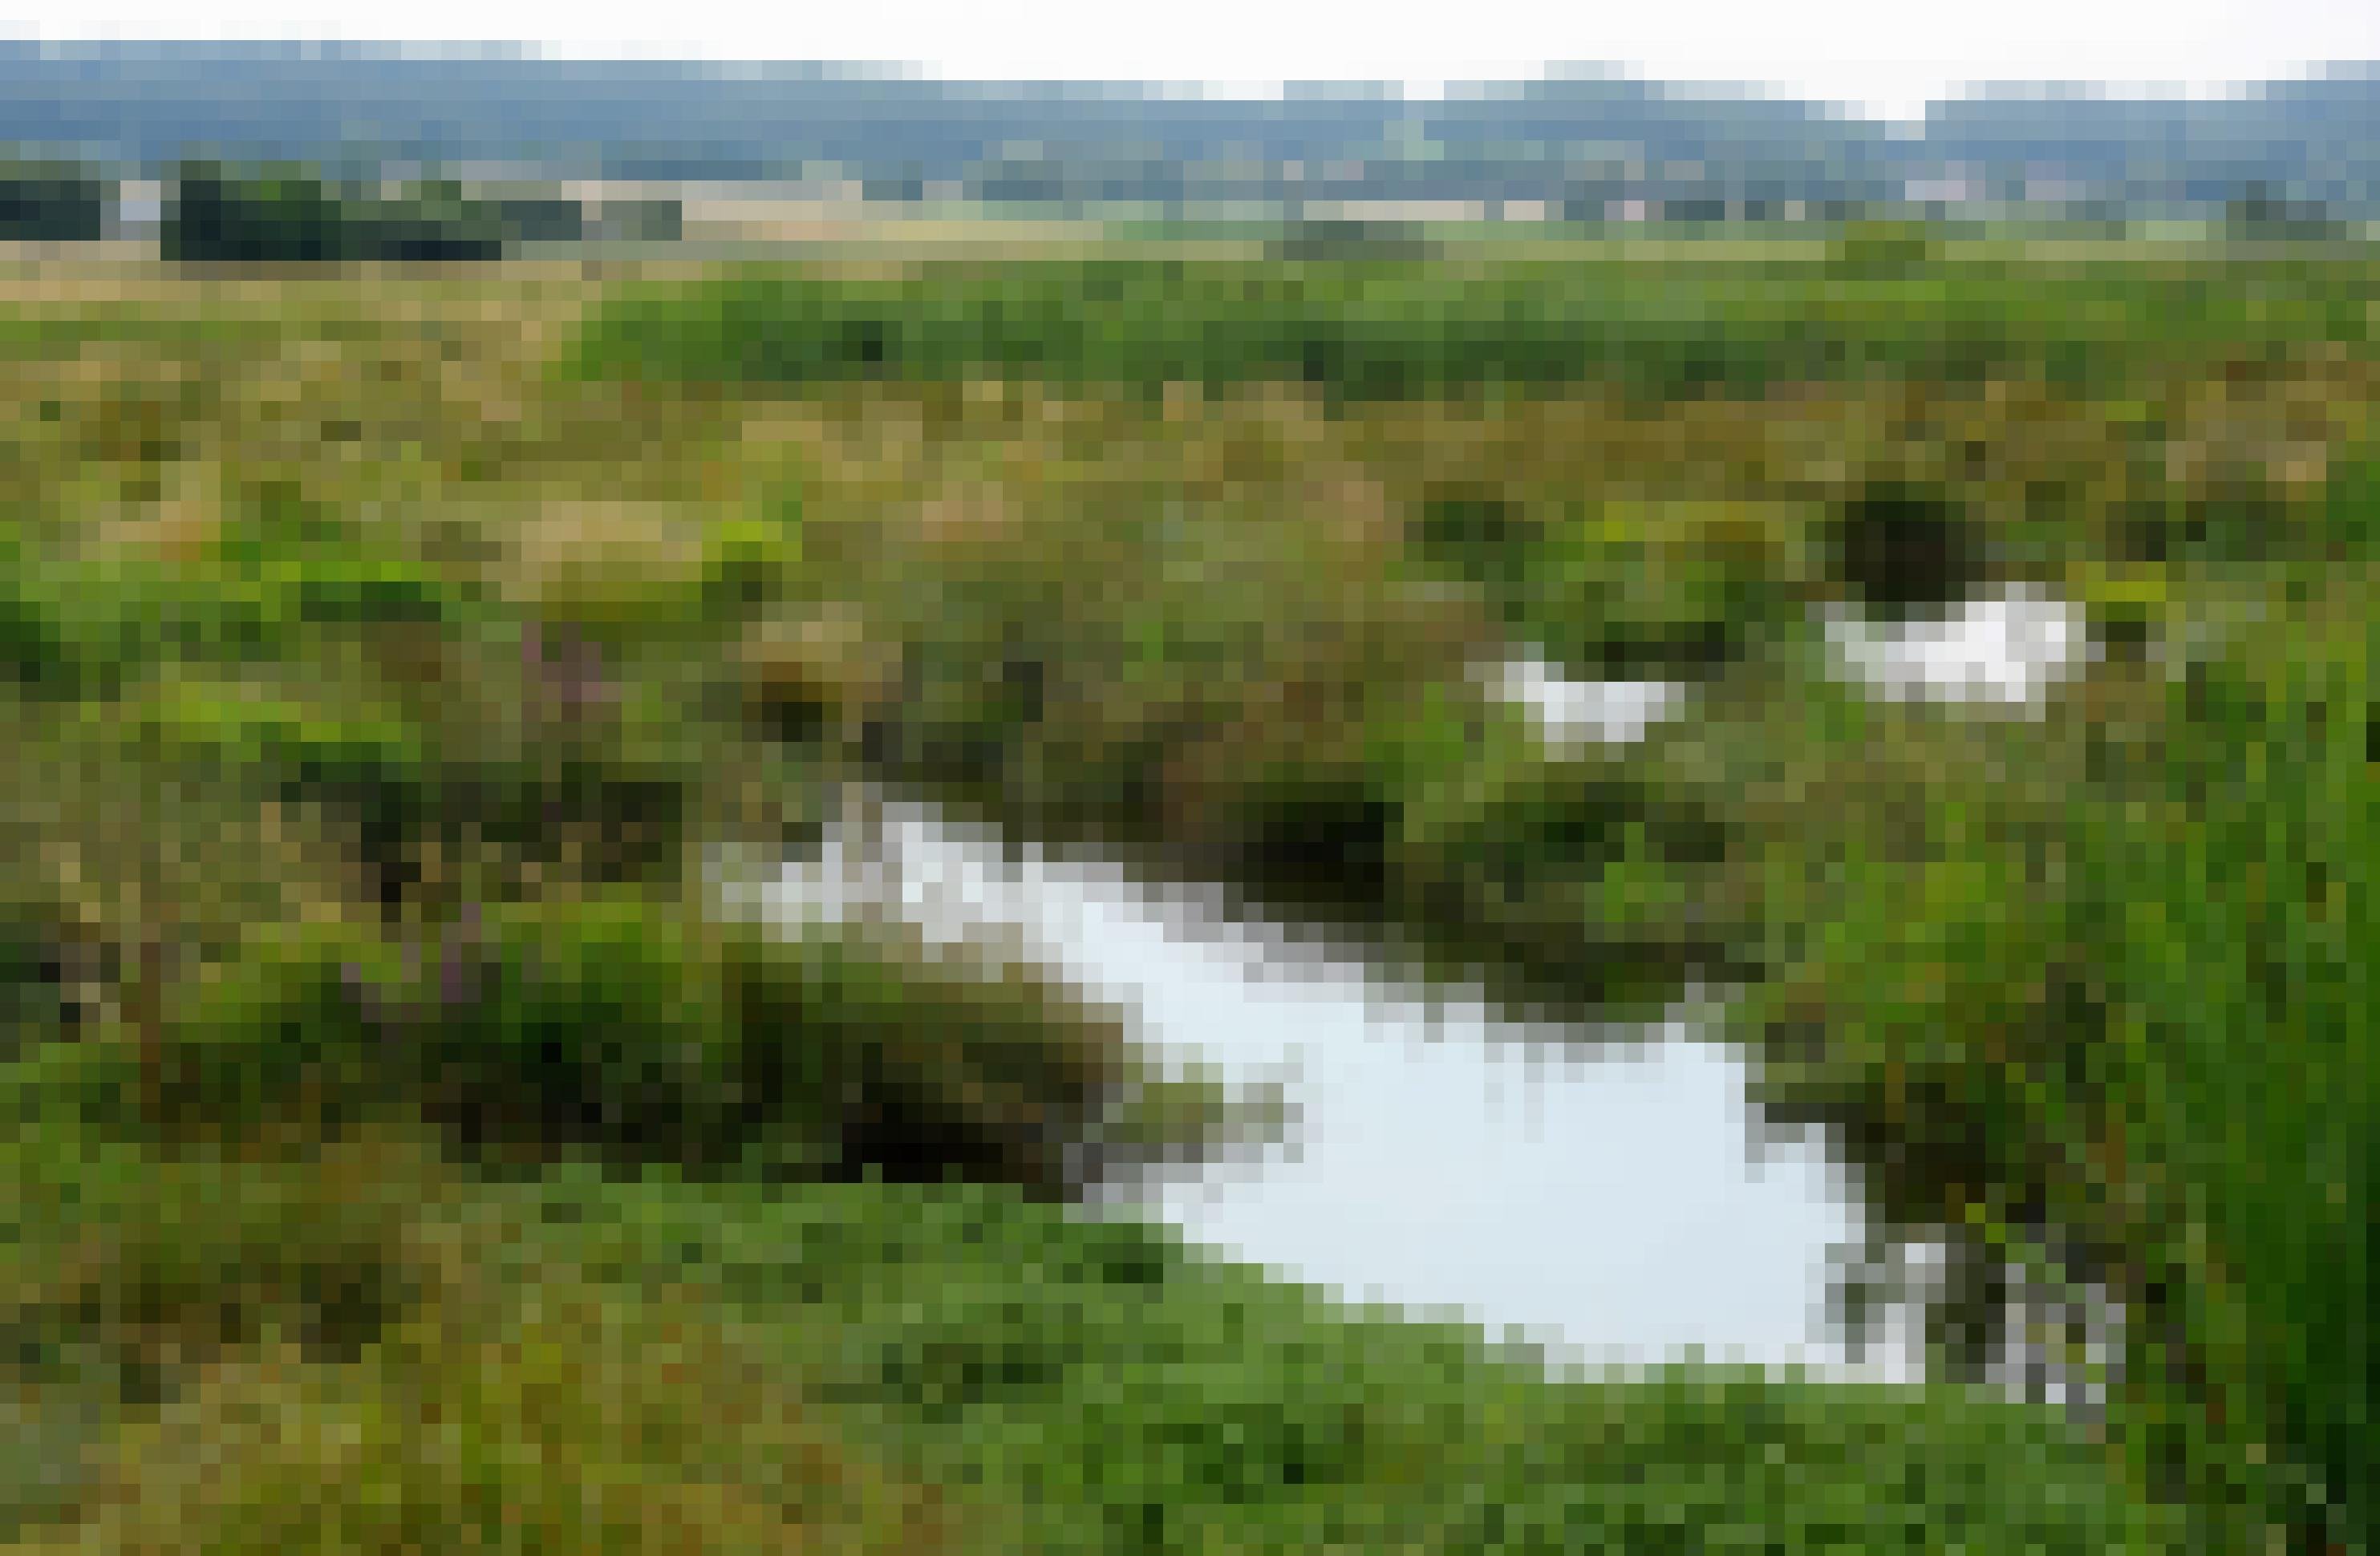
[0,239,2369,1552]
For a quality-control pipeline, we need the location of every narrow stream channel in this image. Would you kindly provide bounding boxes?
[725,788,1926,1384]
[718,595,2118,1404]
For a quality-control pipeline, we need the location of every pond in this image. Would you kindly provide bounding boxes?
[1482,650,1690,748]
[733,785,1927,1383]
[720,599,2118,1404]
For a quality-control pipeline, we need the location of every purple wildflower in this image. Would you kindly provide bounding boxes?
[438,907,485,1011]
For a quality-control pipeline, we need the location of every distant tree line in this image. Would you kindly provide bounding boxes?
[163,161,512,261]
[158,162,691,260]
[0,156,683,258]
[2224,181,2352,239]
[0,159,107,241]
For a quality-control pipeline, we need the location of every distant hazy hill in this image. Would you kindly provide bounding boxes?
[0,43,2373,218]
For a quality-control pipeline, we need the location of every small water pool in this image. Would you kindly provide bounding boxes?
[734,788,1928,1382]
[1482,650,1691,748]
[1821,584,2096,709]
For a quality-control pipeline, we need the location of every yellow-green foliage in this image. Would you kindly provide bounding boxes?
[24,1282,942,1555]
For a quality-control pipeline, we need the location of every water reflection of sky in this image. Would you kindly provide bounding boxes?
[1482,584,2097,750]
[1823,585,2095,708]
[1482,651,1690,748]
[720,586,2114,1393]
[738,792,1928,1383]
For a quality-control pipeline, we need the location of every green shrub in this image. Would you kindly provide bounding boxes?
[1831,219,1939,278]
[133,682,424,792]
[573,1177,2198,1556]
[0,554,286,696]
[143,893,1205,1194]
[1501,500,1814,675]
[146,900,738,1163]
[699,504,809,614]
[0,540,473,703]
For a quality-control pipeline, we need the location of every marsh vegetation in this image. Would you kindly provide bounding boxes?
[0,240,2369,1551]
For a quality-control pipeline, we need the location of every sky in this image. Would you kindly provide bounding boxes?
[15,0,2380,123]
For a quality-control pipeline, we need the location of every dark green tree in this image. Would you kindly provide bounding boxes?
[0,159,107,241]
[164,160,506,262]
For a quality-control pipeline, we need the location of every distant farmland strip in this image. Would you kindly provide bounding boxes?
[569,253,2380,399]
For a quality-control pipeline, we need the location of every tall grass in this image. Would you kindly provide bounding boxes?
[571,253,2380,401]
[1723,582,2373,1552]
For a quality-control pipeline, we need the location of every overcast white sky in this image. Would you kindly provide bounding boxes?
[17,0,2380,123]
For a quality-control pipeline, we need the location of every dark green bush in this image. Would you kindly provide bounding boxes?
[0,907,72,1052]
[141,902,742,1163]
[1410,491,1531,594]
[143,894,1190,1194]
[1827,481,1990,619]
